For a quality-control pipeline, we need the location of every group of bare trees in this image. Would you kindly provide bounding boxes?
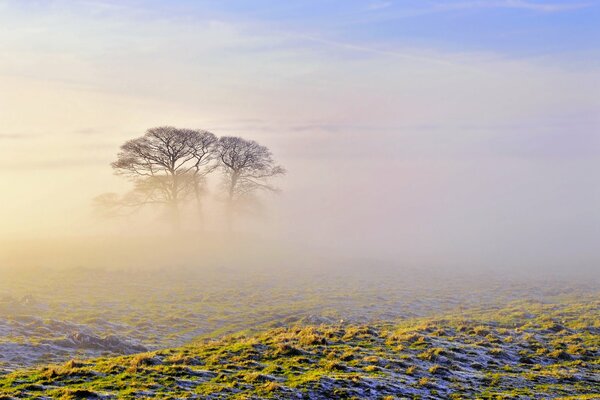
[95,126,285,231]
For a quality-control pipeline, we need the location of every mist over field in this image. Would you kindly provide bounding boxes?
[0,2,599,275]
[0,1,599,398]
[1,110,598,274]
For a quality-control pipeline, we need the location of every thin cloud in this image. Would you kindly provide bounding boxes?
[77,0,138,12]
[367,1,394,11]
[357,0,593,21]
[0,158,106,170]
[73,128,100,135]
[429,0,592,14]
[0,133,33,140]
[290,34,486,74]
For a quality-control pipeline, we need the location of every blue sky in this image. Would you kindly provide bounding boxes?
[7,0,600,60]
[124,1,598,56]
[186,0,600,56]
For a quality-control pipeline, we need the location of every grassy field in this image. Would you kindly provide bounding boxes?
[0,266,598,398]
[0,295,598,399]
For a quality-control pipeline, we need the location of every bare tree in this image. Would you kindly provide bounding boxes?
[215,136,286,229]
[106,126,217,229]
[179,128,218,221]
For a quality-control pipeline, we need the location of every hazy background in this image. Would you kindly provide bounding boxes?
[0,0,599,272]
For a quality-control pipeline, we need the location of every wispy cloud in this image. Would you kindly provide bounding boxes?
[0,133,33,140]
[367,1,394,11]
[289,34,484,72]
[427,0,592,14]
[75,0,138,12]
[359,0,594,20]
[73,128,100,135]
[0,157,106,170]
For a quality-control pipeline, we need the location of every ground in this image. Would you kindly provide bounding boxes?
[0,267,598,398]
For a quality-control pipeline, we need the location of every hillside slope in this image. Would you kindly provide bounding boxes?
[0,298,598,399]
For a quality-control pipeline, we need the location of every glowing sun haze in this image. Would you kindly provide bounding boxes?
[0,0,599,270]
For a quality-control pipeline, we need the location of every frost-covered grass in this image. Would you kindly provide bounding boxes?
[0,296,598,399]
[2,266,596,371]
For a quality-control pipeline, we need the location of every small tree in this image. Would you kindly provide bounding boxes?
[106,126,217,229]
[215,136,286,229]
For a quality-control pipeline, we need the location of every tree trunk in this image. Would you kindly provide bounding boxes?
[193,180,205,231]
[226,174,237,233]
[170,171,181,233]
[225,197,234,233]
[170,200,181,233]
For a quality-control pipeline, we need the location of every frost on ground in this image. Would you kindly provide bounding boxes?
[0,297,598,399]
[0,314,146,370]
[0,266,596,372]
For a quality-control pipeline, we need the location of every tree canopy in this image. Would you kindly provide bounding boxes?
[96,126,285,231]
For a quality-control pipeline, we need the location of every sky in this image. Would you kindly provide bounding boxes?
[0,0,599,270]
